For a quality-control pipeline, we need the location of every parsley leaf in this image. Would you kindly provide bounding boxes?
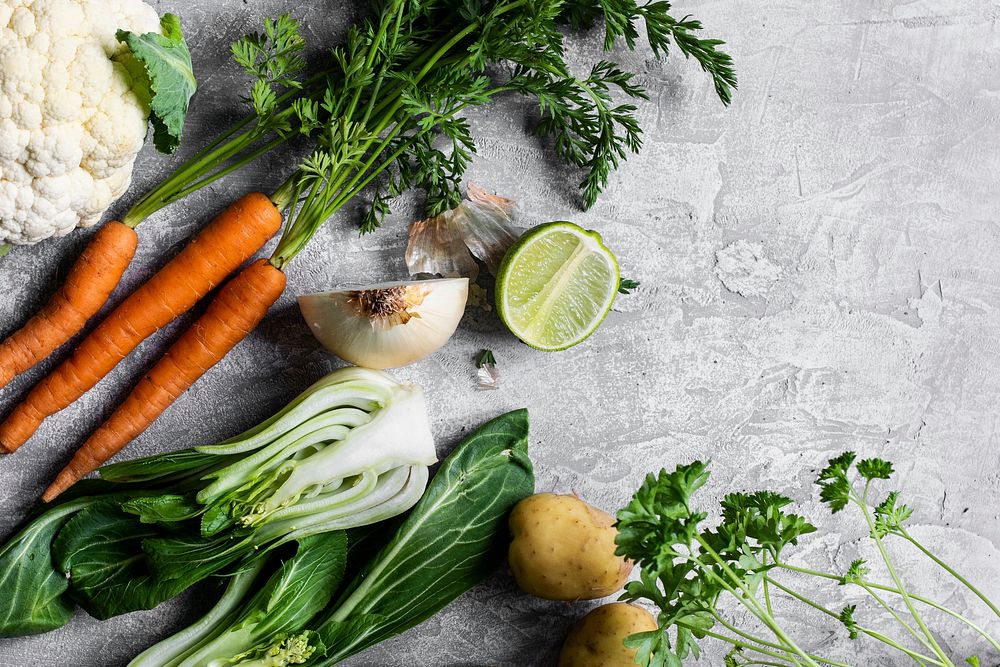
[857,458,894,481]
[816,452,857,513]
[619,278,641,294]
[842,558,869,585]
[839,605,859,639]
[872,491,913,538]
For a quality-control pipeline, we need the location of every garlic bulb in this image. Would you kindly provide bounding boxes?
[298,278,469,369]
[405,183,521,279]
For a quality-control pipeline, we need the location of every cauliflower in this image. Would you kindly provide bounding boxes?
[0,0,195,245]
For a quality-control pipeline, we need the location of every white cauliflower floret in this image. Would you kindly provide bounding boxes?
[0,0,159,245]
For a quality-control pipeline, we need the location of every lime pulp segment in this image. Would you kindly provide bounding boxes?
[497,223,619,351]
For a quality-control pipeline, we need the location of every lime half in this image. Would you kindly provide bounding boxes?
[496,222,619,351]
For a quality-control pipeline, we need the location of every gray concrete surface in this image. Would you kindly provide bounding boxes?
[2,0,1000,665]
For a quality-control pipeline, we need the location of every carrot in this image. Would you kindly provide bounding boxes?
[0,192,282,453]
[0,221,137,390]
[43,259,286,501]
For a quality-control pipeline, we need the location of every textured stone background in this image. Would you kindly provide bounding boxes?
[3,0,1000,665]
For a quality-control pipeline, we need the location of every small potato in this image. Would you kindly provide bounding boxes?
[559,603,657,667]
[508,493,632,600]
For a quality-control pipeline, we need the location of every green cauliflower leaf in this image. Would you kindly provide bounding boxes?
[117,13,197,153]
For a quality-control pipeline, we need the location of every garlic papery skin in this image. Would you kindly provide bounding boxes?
[298,278,469,369]
[406,183,520,280]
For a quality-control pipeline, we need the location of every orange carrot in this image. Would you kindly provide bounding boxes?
[0,192,282,453]
[0,222,137,389]
[43,259,286,501]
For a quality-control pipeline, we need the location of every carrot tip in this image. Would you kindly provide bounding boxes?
[41,480,65,503]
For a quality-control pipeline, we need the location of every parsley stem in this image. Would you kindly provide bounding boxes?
[858,582,936,654]
[682,625,832,667]
[710,612,804,661]
[896,527,1000,621]
[694,535,820,667]
[856,627,940,667]
[763,577,833,617]
[855,485,952,666]
[696,565,806,666]
[773,561,1000,654]
[763,551,775,617]
[765,577,943,666]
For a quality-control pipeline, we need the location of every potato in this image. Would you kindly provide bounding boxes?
[559,603,658,667]
[508,493,632,600]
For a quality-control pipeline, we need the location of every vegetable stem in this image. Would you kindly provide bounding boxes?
[695,536,820,667]
[763,551,776,617]
[267,0,543,268]
[774,561,1000,653]
[898,527,1000,621]
[170,135,289,205]
[765,577,944,666]
[858,582,937,654]
[855,485,952,666]
[681,625,844,667]
[710,611,803,662]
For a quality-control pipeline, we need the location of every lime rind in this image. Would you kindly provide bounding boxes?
[496,222,619,351]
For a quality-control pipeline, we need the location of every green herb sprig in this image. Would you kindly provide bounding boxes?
[619,277,640,294]
[615,454,1000,667]
[260,0,736,265]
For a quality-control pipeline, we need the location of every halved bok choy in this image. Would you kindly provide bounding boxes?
[128,409,535,666]
[0,368,438,631]
[106,367,437,547]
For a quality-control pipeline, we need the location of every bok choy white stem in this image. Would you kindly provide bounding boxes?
[106,367,437,550]
[192,369,436,540]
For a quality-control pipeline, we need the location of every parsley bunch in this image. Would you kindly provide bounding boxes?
[615,455,1000,666]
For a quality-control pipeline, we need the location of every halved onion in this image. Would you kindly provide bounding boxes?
[298,278,469,369]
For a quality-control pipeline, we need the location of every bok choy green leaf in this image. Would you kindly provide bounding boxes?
[130,532,346,667]
[314,407,533,664]
[0,495,101,636]
[0,481,151,636]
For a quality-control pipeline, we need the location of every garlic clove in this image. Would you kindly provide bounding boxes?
[298,278,469,370]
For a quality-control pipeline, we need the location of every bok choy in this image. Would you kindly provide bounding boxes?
[130,532,347,667]
[0,368,437,634]
[130,408,534,666]
[110,367,437,544]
